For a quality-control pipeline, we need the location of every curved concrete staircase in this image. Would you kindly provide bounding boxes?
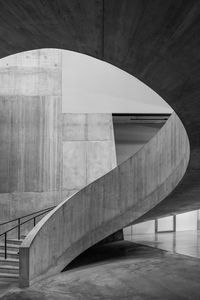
[19,112,190,287]
[0,0,199,291]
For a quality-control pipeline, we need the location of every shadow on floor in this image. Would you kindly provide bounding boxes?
[2,241,200,300]
[63,240,165,272]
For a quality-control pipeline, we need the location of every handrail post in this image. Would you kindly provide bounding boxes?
[4,232,7,259]
[18,218,20,240]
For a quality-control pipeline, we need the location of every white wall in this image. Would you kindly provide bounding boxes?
[124,221,155,236]
[61,50,172,114]
[176,210,198,231]
[157,216,174,231]
[133,221,155,235]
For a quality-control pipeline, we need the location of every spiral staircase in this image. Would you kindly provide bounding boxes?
[0,0,199,289]
[19,112,189,286]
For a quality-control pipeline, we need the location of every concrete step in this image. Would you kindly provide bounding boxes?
[0,250,18,259]
[0,265,19,274]
[0,243,19,252]
[0,258,19,267]
[7,239,23,245]
[0,272,18,279]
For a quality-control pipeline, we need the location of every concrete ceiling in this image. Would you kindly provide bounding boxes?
[0,0,200,217]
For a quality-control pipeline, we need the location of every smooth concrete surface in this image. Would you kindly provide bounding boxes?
[126,230,200,259]
[62,50,172,114]
[19,113,189,286]
[62,113,117,195]
[3,241,200,299]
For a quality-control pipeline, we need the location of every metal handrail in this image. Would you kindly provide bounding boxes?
[0,206,56,259]
[0,206,56,226]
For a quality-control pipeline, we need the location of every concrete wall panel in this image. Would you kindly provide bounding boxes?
[62,113,117,194]
[0,49,62,222]
[0,49,61,96]
[87,114,112,141]
[63,141,87,191]
[86,141,116,184]
[0,96,62,193]
[62,114,86,141]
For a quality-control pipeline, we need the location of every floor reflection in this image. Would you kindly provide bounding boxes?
[125,230,200,258]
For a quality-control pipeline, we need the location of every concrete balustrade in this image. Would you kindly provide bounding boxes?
[19,112,190,287]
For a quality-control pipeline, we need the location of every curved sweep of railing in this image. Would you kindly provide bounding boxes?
[19,112,190,287]
[0,206,55,259]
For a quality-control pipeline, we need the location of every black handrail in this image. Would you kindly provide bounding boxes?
[0,206,56,226]
[0,206,56,259]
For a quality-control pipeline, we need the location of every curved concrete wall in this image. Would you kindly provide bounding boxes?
[19,112,190,287]
[0,48,169,225]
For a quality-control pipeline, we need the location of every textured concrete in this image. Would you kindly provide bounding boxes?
[62,113,116,195]
[0,50,62,225]
[3,241,200,299]
[0,49,118,224]
[0,0,198,217]
[19,113,190,286]
[0,0,200,291]
[0,51,117,239]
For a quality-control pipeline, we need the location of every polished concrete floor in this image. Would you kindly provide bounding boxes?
[0,278,18,299]
[125,230,200,258]
[1,240,200,299]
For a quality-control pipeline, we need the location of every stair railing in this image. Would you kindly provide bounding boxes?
[0,206,55,259]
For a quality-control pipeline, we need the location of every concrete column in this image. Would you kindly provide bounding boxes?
[197,210,200,230]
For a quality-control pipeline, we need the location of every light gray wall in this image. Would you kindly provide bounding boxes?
[62,113,116,198]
